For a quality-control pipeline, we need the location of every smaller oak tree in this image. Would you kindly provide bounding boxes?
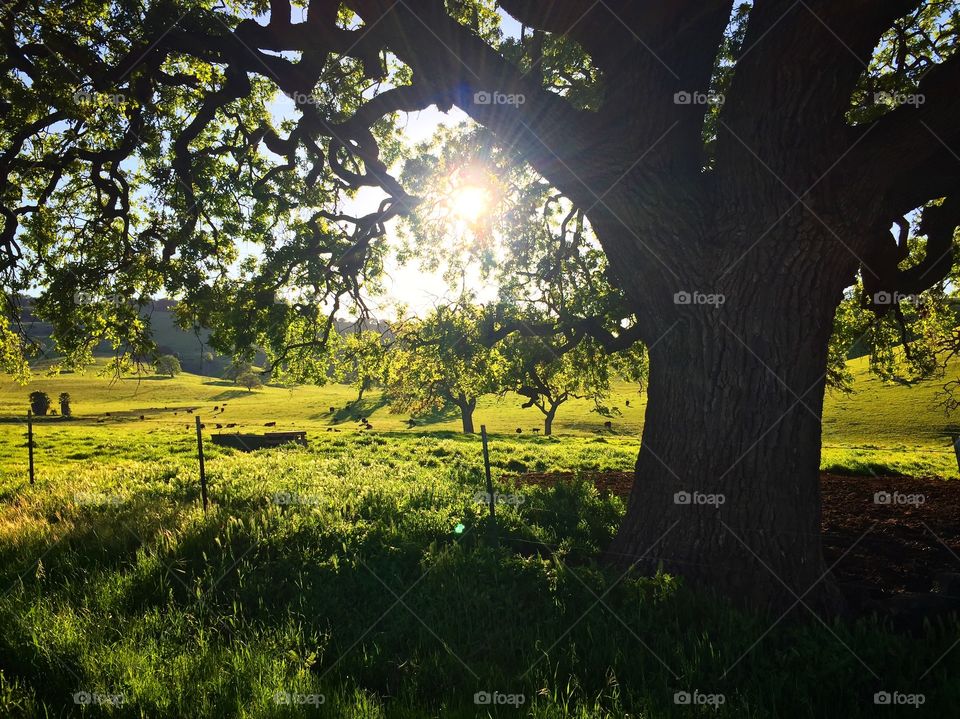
[154,355,182,378]
[333,330,388,404]
[237,371,263,393]
[28,391,51,416]
[499,331,615,437]
[386,302,502,434]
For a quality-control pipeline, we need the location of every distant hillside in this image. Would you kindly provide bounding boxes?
[15,296,388,378]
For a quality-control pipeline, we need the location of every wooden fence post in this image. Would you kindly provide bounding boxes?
[27,410,34,484]
[195,416,208,513]
[481,425,495,522]
[952,435,960,475]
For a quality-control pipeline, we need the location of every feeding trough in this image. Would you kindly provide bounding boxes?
[210,431,307,451]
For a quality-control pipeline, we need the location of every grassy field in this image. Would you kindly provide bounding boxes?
[0,353,958,479]
[0,357,958,717]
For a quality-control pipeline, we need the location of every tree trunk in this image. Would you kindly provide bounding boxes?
[457,396,477,434]
[543,405,557,436]
[605,262,848,614]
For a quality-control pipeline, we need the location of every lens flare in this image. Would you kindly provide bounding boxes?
[449,185,491,223]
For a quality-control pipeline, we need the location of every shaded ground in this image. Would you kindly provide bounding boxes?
[512,471,960,598]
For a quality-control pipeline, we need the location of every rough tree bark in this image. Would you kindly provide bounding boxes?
[602,232,853,611]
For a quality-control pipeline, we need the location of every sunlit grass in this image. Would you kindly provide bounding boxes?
[0,441,957,717]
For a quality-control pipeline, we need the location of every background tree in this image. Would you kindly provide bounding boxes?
[58,392,72,417]
[223,360,254,385]
[333,329,387,403]
[386,302,502,434]
[237,371,263,393]
[28,391,50,416]
[499,329,614,436]
[154,355,182,378]
[4,0,960,609]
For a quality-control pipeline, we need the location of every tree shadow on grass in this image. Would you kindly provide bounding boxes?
[318,395,390,424]
[208,388,253,401]
[409,403,460,427]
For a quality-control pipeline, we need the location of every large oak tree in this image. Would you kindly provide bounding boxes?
[2,0,959,610]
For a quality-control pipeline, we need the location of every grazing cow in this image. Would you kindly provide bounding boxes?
[516,428,522,434]
[200,423,206,429]
[329,406,336,413]
[139,415,145,420]
[186,409,193,414]
[326,427,333,432]
[226,423,236,428]
[604,420,613,430]
[215,423,222,429]
[96,418,105,423]
[625,399,631,407]
[265,421,276,427]
[174,412,178,415]
[213,406,219,411]
[406,418,417,428]
[105,412,111,417]
[532,428,540,434]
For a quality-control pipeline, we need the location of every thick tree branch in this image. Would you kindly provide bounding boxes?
[850,52,960,213]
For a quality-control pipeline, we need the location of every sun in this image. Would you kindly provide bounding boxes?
[449,184,491,224]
